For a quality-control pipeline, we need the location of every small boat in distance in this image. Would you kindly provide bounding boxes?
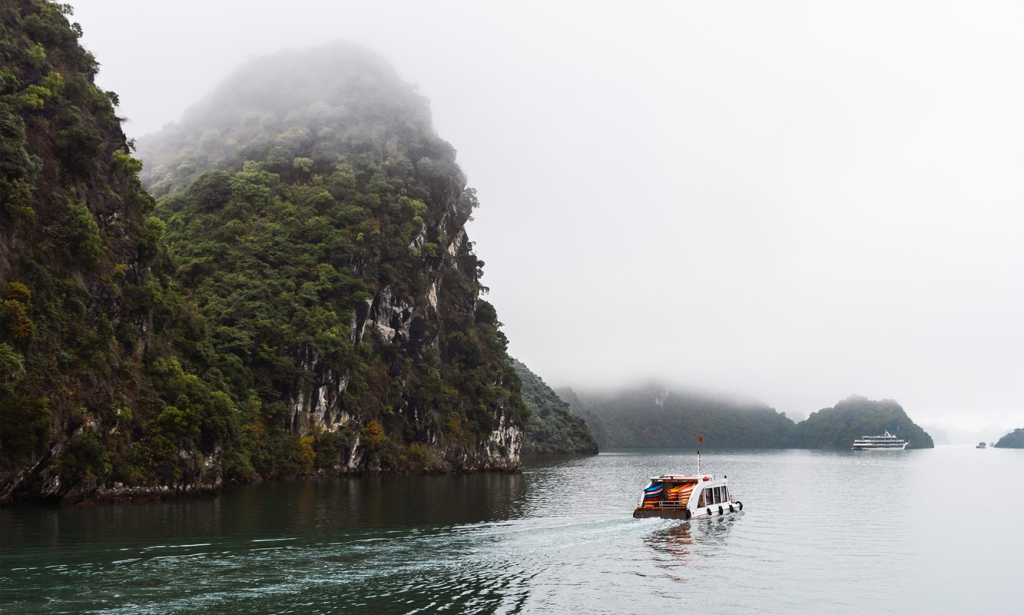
[977,442,987,449]
[633,444,743,520]
[852,430,908,451]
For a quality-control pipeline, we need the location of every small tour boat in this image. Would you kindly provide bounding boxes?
[976,442,987,449]
[633,449,743,520]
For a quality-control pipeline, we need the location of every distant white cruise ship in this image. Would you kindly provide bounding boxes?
[852,430,908,451]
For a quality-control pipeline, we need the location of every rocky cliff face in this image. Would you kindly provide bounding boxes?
[134,43,526,483]
[0,1,200,503]
[1,19,524,504]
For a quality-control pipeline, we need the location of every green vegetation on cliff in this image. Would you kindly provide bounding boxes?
[994,428,1024,449]
[138,42,526,481]
[512,360,597,455]
[796,395,934,449]
[563,386,798,449]
[0,0,220,498]
[0,5,524,503]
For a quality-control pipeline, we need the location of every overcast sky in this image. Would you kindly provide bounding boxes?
[73,1,1023,438]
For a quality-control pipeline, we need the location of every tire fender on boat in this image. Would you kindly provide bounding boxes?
[737,501,743,510]
[706,508,712,517]
[729,504,735,513]
[718,505,724,516]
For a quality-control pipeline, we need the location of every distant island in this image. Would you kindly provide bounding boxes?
[994,428,1024,448]
[796,395,933,449]
[559,385,796,448]
[557,389,934,450]
[513,360,598,455]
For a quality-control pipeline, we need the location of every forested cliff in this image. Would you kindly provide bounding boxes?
[136,43,527,478]
[1,0,189,503]
[0,2,525,504]
[513,360,597,455]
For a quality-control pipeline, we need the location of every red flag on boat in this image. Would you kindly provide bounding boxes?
[699,436,703,442]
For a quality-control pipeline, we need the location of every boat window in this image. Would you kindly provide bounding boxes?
[722,486,729,502]
[697,489,706,507]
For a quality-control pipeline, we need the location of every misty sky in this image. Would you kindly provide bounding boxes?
[72,1,1023,437]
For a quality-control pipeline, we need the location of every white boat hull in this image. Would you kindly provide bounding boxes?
[692,502,743,519]
[633,502,743,520]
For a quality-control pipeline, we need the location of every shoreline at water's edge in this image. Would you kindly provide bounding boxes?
[9,444,979,507]
[0,463,525,507]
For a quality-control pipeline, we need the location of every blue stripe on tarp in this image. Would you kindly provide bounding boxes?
[644,485,663,496]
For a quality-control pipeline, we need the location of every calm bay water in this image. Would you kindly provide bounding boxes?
[2,446,1022,613]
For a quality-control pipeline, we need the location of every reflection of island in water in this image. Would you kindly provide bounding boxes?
[0,473,529,553]
[644,518,737,582]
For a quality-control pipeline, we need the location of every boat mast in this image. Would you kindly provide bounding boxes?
[697,435,703,474]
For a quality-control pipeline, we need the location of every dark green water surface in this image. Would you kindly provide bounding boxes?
[2,447,1022,613]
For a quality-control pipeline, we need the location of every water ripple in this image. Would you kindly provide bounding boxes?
[2,448,1023,613]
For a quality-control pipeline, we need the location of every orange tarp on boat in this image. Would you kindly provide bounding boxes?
[667,483,695,503]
